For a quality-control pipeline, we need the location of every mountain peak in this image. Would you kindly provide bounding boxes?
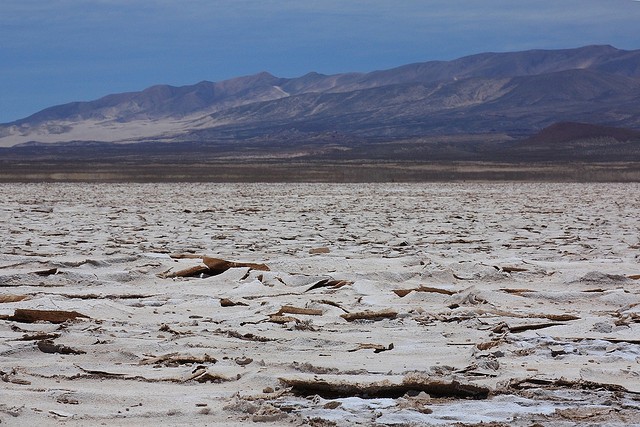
[235,71,278,83]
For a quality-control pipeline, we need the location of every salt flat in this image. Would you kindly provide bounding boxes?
[1,182,639,426]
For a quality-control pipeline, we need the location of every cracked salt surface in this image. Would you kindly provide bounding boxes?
[283,394,566,425]
[1,182,640,426]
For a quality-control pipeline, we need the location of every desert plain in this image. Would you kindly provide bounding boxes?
[1,182,640,426]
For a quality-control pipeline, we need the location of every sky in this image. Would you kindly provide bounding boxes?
[1,0,640,123]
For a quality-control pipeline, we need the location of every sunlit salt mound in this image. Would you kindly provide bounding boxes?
[525,122,640,145]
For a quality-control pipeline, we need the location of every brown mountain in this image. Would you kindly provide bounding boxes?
[495,122,640,162]
[524,122,640,144]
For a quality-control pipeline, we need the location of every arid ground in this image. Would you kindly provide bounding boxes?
[1,183,639,426]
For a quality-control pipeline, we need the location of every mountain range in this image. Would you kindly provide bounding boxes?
[1,44,640,165]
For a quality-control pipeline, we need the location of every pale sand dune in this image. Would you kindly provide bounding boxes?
[1,183,639,425]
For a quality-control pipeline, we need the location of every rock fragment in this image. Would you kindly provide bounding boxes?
[37,340,86,355]
[309,247,331,254]
[341,309,397,322]
[6,309,89,323]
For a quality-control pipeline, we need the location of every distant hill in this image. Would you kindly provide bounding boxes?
[494,122,640,162]
[1,44,640,154]
[524,122,640,144]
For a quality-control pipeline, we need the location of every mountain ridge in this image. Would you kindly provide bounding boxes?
[2,44,640,148]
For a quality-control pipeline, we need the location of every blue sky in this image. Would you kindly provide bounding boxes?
[1,0,639,123]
